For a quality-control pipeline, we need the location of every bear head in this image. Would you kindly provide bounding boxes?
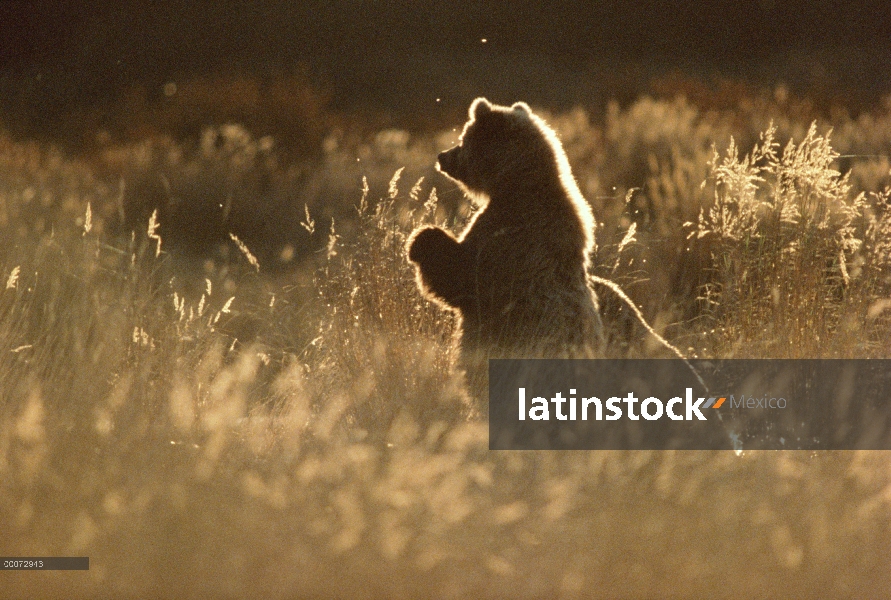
[436,98,560,199]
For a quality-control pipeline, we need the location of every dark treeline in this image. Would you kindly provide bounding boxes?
[4,1,890,70]
[1,0,890,139]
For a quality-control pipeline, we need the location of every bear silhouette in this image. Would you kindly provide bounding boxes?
[407,98,603,400]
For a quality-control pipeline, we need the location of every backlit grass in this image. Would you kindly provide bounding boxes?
[1,89,890,598]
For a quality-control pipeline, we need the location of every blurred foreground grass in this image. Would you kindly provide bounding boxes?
[1,82,891,597]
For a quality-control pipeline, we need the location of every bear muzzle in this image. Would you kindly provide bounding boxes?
[436,147,462,178]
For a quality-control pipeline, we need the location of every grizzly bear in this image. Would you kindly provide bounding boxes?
[407,97,603,399]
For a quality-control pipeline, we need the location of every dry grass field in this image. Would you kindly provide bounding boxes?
[1,80,891,597]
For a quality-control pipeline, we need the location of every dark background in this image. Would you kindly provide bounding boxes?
[2,1,890,140]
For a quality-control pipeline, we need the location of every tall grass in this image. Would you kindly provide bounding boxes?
[1,93,891,598]
[691,123,891,357]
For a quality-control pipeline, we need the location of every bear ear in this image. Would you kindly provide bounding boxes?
[470,97,492,119]
[511,102,531,115]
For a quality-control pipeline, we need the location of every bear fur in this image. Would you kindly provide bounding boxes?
[407,97,603,398]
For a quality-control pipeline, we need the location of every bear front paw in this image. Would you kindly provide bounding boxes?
[407,226,456,265]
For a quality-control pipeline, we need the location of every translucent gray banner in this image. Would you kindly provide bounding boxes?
[488,360,891,450]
